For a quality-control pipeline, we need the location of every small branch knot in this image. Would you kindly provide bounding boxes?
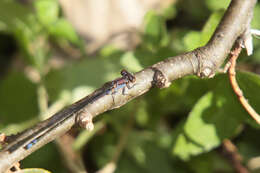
[200,67,215,78]
[76,109,94,131]
[195,49,216,78]
[151,67,171,88]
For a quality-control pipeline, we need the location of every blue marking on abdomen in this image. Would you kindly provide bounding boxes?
[117,84,126,89]
[24,139,38,150]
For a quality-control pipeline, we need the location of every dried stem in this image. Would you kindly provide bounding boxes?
[221,139,248,173]
[97,104,136,173]
[56,134,88,173]
[228,42,260,124]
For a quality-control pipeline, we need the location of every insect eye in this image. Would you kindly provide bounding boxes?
[120,69,127,76]
[120,69,135,82]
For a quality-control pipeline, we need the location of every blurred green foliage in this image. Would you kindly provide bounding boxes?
[0,0,260,173]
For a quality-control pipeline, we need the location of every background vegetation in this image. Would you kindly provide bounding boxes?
[0,0,260,172]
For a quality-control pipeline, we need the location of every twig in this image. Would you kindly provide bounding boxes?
[37,83,49,115]
[0,0,257,172]
[228,41,260,124]
[97,105,136,173]
[221,139,248,173]
[111,114,135,163]
[56,134,88,173]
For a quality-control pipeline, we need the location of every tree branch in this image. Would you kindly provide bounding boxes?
[0,0,257,172]
[221,139,249,173]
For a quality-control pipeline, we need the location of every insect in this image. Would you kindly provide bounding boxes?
[106,69,136,95]
[6,69,136,152]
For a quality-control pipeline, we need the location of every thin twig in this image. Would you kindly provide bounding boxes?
[56,134,88,173]
[97,104,136,173]
[221,139,248,173]
[228,42,260,124]
[111,114,135,163]
[37,83,49,115]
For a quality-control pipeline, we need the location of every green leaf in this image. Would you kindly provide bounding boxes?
[236,71,260,128]
[118,140,183,173]
[116,157,144,173]
[205,0,231,11]
[100,44,122,57]
[144,11,161,43]
[48,18,80,45]
[136,100,149,127]
[136,143,176,173]
[120,51,143,72]
[200,10,225,45]
[169,29,190,53]
[252,4,260,28]
[13,18,49,71]
[143,11,168,49]
[22,142,65,172]
[184,82,245,152]
[34,0,59,27]
[18,168,51,173]
[173,74,253,160]
[183,10,224,51]
[162,5,177,20]
[0,71,38,125]
[188,152,232,173]
[0,1,49,70]
[183,31,201,51]
[173,130,205,161]
[237,128,260,162]
[146,76,211,123]
[172,121,204,161]
[134,46,174,68]
[0,1,32,32]
[89,131,117,168]
[45,56,126,101]
[188,153,213,173]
